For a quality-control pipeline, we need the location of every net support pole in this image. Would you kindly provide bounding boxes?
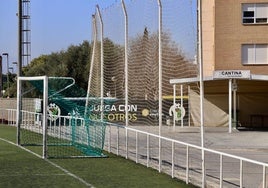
[198,0,206,187]
[157,0,162,173]
[42,76,48,159]
[96,5,104,121]
[85,15,97,116]
[122,0,128,127]
[122,0,129,159]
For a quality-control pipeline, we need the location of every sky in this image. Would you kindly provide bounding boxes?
[0,0,117,73]
[0,0,197,74]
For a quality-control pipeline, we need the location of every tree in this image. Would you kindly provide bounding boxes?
[62,41,91,89]
[127,27,197,100]
[7,41,91,97]
[23,40,91,90]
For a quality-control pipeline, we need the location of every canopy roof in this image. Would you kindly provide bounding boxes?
[170,74,268,85]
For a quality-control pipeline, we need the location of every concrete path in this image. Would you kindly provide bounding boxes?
[111,126,268,187]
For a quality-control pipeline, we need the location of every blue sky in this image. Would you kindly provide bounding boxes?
[0,0,197,73]
[0,0,116,73]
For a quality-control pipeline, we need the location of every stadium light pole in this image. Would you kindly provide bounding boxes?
[2,53,9,98]
[17,0,23,146]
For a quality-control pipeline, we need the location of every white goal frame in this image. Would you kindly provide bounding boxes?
[16,76,48,158]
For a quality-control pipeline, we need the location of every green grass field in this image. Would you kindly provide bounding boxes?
[0,125,197,188]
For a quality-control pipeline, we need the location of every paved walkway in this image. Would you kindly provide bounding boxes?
[124,126,268,187]
[133,126,268,162]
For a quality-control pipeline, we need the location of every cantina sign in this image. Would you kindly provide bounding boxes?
[213,70,250,79]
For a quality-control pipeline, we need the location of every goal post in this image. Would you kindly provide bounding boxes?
[16,76,107,159]
[17,76,48,158]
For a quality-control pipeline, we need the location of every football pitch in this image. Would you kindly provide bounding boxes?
[0,125,196,188]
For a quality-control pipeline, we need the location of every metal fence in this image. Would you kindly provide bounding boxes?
[1,108,268,188]
[104,123,268,188]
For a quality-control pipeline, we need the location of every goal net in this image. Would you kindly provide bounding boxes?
[17,76,109,158]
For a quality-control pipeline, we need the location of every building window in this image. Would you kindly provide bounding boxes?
[242,3,268,24]
[242,44,268,65]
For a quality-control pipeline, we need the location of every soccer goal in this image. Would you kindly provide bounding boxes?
[16,76,107,158]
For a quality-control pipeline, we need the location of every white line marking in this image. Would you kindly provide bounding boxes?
[0,173,67,177]
[0,138,94,188]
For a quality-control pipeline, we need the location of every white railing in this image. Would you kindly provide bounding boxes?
[105,123,268,188]
[0,108,16,126]
[2,108,268,188]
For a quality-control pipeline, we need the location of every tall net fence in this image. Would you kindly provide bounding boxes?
[18,76,111,158]
[89,0,198,128]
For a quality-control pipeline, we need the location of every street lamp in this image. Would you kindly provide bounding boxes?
[0,55,2,97]
[2,53,9,97]
[9,67,14,73]
[12,62,17,73]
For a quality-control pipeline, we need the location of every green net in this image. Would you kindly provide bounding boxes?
[19,77,112,158]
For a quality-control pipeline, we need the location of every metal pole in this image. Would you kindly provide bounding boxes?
[122,0,129,160]
[6,55,9,97]
[198,0,206,187]
[157,0,162,173]
[180,84,184,127]
[96,5,104,121]
[16,77,21,145]
[17,0,23,145]
[173,84,176,129]
[233,79,237,129]
[0,56,2,98]
[18,0,22,77]
[2,53,9,97]
[43,76,48,158]
[220,154,223,188]
[229,79,232,133]
[263,166,266,188]
[85,14,97,116]
[188,85,191,126]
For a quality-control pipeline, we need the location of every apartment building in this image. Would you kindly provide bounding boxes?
[171,0,268,129]
[203,0,268,76]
